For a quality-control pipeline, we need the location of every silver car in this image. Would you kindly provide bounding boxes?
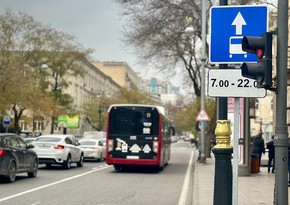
[33,134,84,169]
[78,139,106,161]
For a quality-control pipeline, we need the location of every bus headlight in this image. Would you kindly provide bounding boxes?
[153,141,158,153]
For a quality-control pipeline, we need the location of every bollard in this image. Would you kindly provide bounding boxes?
[212,120,233,205]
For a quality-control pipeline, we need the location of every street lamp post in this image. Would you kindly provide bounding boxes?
[96,92,105,131]
[98,105,102,131]
[199,0,206,163]
[32,62,48,137]
[185,0,206,163]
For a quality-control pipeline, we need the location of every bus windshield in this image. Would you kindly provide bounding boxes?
[108,106,159,136]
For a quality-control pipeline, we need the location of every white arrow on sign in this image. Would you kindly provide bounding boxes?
[231,12,247,35]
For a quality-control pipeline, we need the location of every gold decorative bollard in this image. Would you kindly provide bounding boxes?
[214,120,232,149]
[212,119,233,205]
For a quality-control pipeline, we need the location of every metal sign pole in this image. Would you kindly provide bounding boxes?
[199,0,206,163]
[274,0,288,203]
[232,98,240,205]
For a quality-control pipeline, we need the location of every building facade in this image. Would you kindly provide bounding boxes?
[61,58,121,135]
[20,57,121,136]
[92,61,141,90]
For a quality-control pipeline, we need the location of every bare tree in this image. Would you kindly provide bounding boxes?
[115,0,276,97]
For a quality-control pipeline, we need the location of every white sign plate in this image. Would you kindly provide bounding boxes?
[208,69,266,98]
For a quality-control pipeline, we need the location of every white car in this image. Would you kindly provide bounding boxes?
[78,139,106,161]
[33,134,84,169]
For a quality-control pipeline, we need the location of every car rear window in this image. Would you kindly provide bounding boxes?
[79,141,97,146]
[35,137,61,142]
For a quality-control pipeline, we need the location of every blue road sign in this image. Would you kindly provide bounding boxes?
[209,5,268,63]
[3,115,11,127]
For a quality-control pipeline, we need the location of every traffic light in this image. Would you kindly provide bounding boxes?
[241,32,273,89]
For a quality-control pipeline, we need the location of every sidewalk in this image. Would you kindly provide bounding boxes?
[192,154,290,205]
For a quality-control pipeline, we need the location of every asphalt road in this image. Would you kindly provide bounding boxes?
[0,141,195,205]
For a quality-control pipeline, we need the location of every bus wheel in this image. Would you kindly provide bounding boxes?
[159,163,164,171]
[114,165,122,171]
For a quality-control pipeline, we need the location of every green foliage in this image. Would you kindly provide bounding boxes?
[172,97,216,141]
[112,88,154,105]
[0,10,91,132]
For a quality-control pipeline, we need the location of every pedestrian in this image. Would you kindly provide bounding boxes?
[251,132,265,171]
[266,135,275,173]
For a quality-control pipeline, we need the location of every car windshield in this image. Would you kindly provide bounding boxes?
[35,137,61,142]
[79,141,97,146]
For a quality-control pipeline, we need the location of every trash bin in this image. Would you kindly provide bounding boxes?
[251,154,260,174]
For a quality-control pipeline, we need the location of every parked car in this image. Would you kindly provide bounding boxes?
[32,134,84,169]
[82,131,106,140]
[0,133,38,183]
[78,139,106,161]
[19,133,28,138]
[21,132,42,138]
[23,138,36,145]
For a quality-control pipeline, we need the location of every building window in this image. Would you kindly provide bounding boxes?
[255,99,259,110]
[271,99,273,110]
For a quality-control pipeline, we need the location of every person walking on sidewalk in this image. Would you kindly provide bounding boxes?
[266,135,275,173]
[251,132,265,171]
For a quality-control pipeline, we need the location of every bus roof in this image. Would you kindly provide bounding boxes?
[107,104,166,116]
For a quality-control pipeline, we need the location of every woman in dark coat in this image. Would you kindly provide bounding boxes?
[251,133,265,170]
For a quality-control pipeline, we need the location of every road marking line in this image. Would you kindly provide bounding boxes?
[31,202,41,205]
[0,165,111,203]
[178,150,195,205]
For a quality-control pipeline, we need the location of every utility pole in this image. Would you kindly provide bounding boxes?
[199,0,206,164]
[217,0,228,120]
[274,0,288,204]
[212,1,233,204]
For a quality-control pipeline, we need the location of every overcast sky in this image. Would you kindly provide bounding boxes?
[0,0,183,88]
[0,1,142,71]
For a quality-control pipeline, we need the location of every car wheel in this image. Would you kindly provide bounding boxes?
[98,153,103,162]
[77,154,84,167]
[7,161,17,183]
[63,155,71,169]
[28,158,38,178]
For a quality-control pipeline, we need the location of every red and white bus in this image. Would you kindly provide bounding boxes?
[106,104,174,171]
